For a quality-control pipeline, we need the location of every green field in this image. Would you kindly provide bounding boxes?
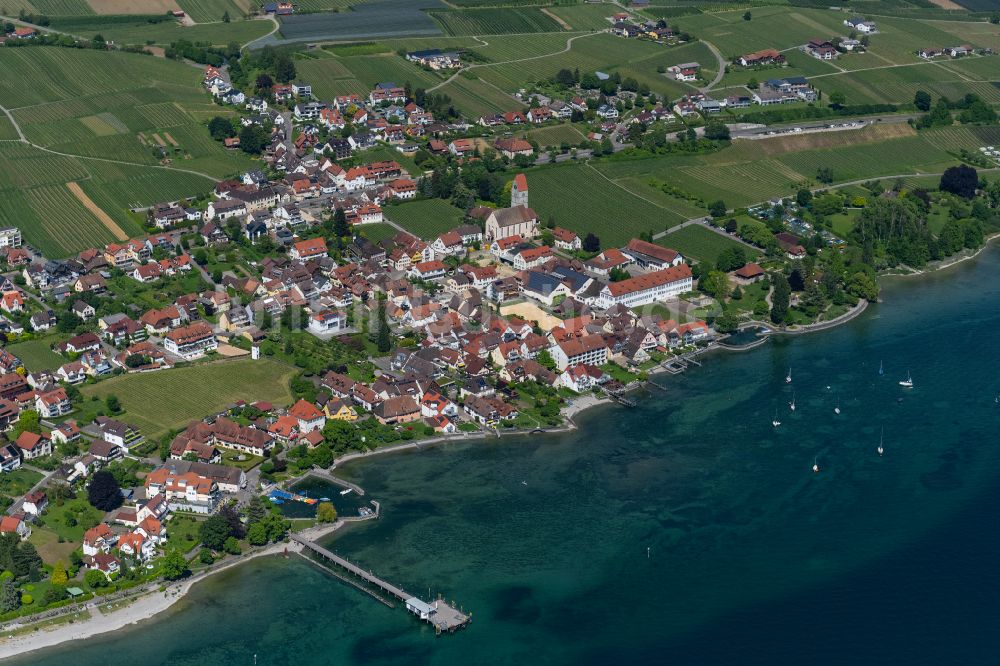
[356,222,398,243]
[80,358,298,438]
[0,47,252,256]
[524,163,685,246]
[29,0,94,14]
[429,8,564,36]
[175,0,248,24]
[593,124,967,210]
[521,123,586,147]
[49,17,273,47]
[383,198,466,239]
[547,4,615,31]
[658,224,759,266]
[7,338,66,372]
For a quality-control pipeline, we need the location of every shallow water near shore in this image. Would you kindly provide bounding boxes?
[22,247,1000,665]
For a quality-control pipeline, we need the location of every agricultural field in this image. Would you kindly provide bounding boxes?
[0,48,250,255]
[520,123,587,147]
[474,32,695,101]
[7,338,66,372]
[48,15,272,46]
[383,198,466,239]
[429,7,564,36]
[658,224,759,266]
[175,0,248,24]
[28,0,95,14]
[523,163,686,246]
[80,358,298,438]
[546,3,617,31]
[294,0,356,11]
[435,74,520,117]
[0,114,17,141]
[356,222,397,243]
[277,0,444,42]
[679,6,847,60]
[592,123,969,211]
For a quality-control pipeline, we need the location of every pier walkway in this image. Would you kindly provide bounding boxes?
[290,534,470,634]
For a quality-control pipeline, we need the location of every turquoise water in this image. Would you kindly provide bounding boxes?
[25,248,1000,665]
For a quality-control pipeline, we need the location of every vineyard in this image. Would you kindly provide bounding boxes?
[29,0,95,14]
[429,8,564,36]
[278,0,443,41]
[0,47,242,256]
[383,199,466,239]
[435,75,519,117]
[175,0,248,24]
[658,224,759,267]
[525,164,685,246]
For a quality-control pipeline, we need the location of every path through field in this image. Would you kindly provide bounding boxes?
[428,31,605,92]
[698,40,728,92]
[66,181,129,240]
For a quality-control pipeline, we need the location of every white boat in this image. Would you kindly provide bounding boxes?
[878,360,884,376]
[339,488,353,496]
[812,457,820,473]
[772,410,781,427]
[785,368,792,384]
[834,397,841,415]
[878,427,884,457]
[789,392,796,411]
[899,371,913,388]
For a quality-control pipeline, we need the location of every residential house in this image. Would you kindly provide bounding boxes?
[164,322,218,359]
[594,264,693,309]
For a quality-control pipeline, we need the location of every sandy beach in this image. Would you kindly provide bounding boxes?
[0,522,342,660]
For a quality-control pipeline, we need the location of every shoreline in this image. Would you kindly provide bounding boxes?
[0,521,343,661]
[6,241,996,660]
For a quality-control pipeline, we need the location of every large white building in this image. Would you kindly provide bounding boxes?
[595,264,693,309]
[0,227,22,249]
[551,334,608,371]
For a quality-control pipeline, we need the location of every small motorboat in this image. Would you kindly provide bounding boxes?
[340,488,353,496]
[812,457,820,473]
[899,371,913,388]
[786,368,792,384]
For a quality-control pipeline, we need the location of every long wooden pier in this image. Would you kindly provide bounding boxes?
[290,534,471,634]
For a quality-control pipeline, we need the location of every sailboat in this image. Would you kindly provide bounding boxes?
[789,392,796,411]
[877,428,884,457]
[878,360,884,376]
[772,410,781,428]
[812,457,820,473]
[899,371,913,388]
[785,368,792,384]
[834,397,841,415]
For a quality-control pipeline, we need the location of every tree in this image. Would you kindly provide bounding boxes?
[200,514,232,551]
[161,550,189,581]
[274,54,296,83]
[770,273,791,324]
[105,394,121,414]
[796,188,813,207]
[332,207,350,238]
[828,91,847,108]
[316,502,337,523]
[57,312,81,333]
[375,297,391,353]
[50,561,68,585]
[0,579,19,612]
[12,410,40,439]
[715,246,746,272]
[704,121,730,141]
[255,73,273,93]
[310,444,334,469]
[84,568,107,589]
[223,536,242,555]
[940,164,978,199]
[582,233,600,253]
[700,271,730,299]
[87,471,123,511]
[222,10,230,22]
[708,200,727,218]
[238,125,268,155]
[816,166,834,184]
[219,503,245,539]
[243,495,268,525]
[743,11,752,20]
[914,90,932,112]
[247,522,268,546]
[555,68,575,87]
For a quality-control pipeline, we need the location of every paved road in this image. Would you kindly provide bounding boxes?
[698,40,727,92]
